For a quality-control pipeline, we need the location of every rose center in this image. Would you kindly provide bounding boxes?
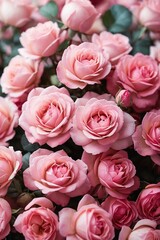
[52,163,68,178]
[91,216,104,235]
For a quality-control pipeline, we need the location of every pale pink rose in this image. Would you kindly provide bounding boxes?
[0,146,22,197]
[14,197,63,240]
[115,90,132,108]
[0,97,19,145]
[71,92,135,154]
[102,196,138,229]
[116,0,140,8]
[116,53,160,111]
[59,194,115,240]
[23,149,90,206]
[136,183,160,224]
[119,219,160,240]
[60,0,99,33]
[0,198,12,239]
[0,0,34,27]
[150,40,160,63]
[0,55,44,100]
[82,150,140,199]
[19,21,67,59]
[56,42,111,89]
[138,0,160,32]
[92,31,132,65]
[132,109,160,165]
[19,86,75,148]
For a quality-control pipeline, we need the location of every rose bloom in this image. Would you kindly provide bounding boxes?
[136,183,160,224]
[19,86,75,148]
[0,0,34,27]
[56,42,111,89]
[132,109,160,165]
[150,40,160,63]
[60,0,99,33]
[90,0,116,14]
[71,92,135,154]
[0,198,12,239]
[115,53,160,111]
[138,0,160,32]
[0,55,44,101]
[91,31,132,65]
[82,150,140,199]
[59,194,115,240]
[19,21,67,59]
[23,149,90,206]
[0,146,22,197]
[0,97,19,145]
[102,196,138,229]
[14,197,63,240]
[118,219,160,240]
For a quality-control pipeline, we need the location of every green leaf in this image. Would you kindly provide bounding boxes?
[39,1,58,20]
[22,152,31,171]
[21,134,40,152]
[132,39,152,55]
[102,4,132,33]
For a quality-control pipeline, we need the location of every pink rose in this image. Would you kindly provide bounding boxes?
[71,92,135,154]
[0,55,44,101]
[56,42,111,89]
[132,109,160,165]
[60,0,99,33]
[0,0,34,27]
[102,196,138,229]
[23,149,90,206]
[0,146,22,197]
[150,40,160,63]
[82,150,140,199]
[0,198,12,239]
[14,197,62,240]
[138,0,160,32]
[90,0,116,14]
[115,90,132,108]
[59,194,115,240]
[119,219,160,240]
[19,21,67,59]
[115,53,160,111]
[92,31,132,65]
[136,183,160,224]
[19,86,75,148]
[0,97,19,145]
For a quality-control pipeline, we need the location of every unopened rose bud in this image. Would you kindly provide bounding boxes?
[16,193,34,208]
[115,90,132,108]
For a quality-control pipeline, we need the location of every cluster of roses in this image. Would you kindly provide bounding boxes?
[0,0,160,240]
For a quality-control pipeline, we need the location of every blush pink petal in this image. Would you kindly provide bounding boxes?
[47,192,70,207]
[59,208,76,236]
[25,197,54,210]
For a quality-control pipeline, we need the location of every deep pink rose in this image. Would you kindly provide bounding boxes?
[23,149,90,206]
[132,109,160,165]
[116,53,160,111]
[56,42,111,89]
[90,0,116,14]
[59,194,115,240]
[19,86,75,148]
[92,31,132,65]
[19,21,67,59]
[0,55,44,100]
[0,0,34,27]
[102,196,138,229]
[60,0,99,33]
[136,183,160,224]
[0,198,12,239]
[71,92,135,154]
[14,197,63,240]
[119,219,160,240]
[0,146,22,197]
[0,97,19,145]
[138,0,160,32]
[82,150,140,199]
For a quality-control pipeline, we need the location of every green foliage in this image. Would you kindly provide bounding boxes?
[39,1,58,20]
[21,134,39,152]
[132,39,152,55]
[102,4,132,33]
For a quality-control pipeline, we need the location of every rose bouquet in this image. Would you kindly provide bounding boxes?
[0,0,160,239]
